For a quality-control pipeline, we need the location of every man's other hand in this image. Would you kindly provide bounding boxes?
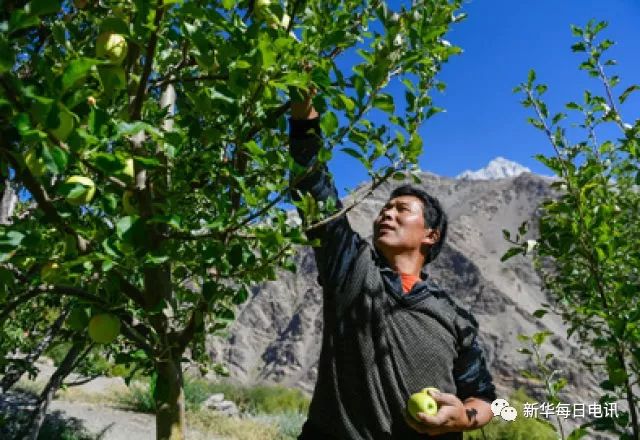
[404,390,472,436]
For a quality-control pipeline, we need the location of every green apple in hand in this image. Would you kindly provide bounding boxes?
[407,387,439,421]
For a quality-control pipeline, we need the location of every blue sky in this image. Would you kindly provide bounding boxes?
[328,0,640,196]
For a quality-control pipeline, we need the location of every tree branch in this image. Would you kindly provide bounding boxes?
[0,284,108,323]
[130,0,166,121]
[150,73,229,88]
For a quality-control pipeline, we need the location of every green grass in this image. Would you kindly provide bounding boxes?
[119,375,310,415]
[116,376,309,438]
[464,388,558,440]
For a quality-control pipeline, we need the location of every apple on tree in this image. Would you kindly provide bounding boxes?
[88,313,121,344]
[407,387,440,421]
[122,190,139,215]
[123,158,134,179]
[40,262,60,283]
[64,175,96,206]
[25,148,47,177]
[96,32,128,64]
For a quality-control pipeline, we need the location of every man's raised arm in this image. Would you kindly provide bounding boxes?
[289,93,362,290]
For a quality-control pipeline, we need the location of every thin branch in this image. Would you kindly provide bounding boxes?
[305,167,395,231]
[119,319,157,356]
[63,374,101,387]
[112,270,147,308]
[176,299,207,351]
[0,284,108,323]
[130,0,166,121]
[151,73,229,88]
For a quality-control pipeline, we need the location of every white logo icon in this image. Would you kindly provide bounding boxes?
[491,398,518,421]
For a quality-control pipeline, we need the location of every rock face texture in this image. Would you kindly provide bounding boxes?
[208,171,606,414]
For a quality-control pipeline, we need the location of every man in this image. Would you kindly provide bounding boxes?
[289,92,496,439]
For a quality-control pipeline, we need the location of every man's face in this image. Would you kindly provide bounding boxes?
[373,195,433,254]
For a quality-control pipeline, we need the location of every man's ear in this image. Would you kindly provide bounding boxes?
[422,228,440,246]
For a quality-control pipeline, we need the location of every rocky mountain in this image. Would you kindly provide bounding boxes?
[456,157,532,180]
[207,170,611,433]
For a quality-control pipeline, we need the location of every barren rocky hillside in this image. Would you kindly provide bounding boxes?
[208,171,605,410]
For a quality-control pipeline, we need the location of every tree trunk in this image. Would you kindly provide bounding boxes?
[0,178,17,225]
[155,356,186,440]
[18,340,88,440]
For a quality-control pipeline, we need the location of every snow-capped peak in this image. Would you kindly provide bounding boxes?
[456,157,531,180]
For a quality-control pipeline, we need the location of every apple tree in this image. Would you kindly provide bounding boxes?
[1,0,463,438]
[506,21,639,440]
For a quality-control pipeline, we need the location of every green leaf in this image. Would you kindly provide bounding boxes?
[116,216,139,241]
[608,368,627,386]
[320,112,338,137]
[258,34,276,68]
[567,428,588,440]
[533,309,548,318]
[341,148,364,161]
[407,133,422,160]
[244,141,265,157]
[100,17,129,36]
[373,94,395,114]
[57,181,89,200]
[62,58,100,92]
[28,0,61,16]
[338,94,355,113]
[115,121,162,139]
[232,285,249,305]
[500,246,523,262]
[527,69,536,86]
[9,10,40,33]
[90,152,124,174]
[0,230,25,248]
[217,307,235,323]
[222,0,235,9]
[0,38,14,73]
[619,85,640,104]
[42,144,68,174]
[532,330,553,346]
[98,66,127,97]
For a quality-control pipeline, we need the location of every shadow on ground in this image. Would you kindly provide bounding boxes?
[0,390,100,440]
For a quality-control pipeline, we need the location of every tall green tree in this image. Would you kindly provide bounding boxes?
[0,0,463,438]
[506,20,639,440]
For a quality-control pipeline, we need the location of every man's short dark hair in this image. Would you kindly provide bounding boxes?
[389,184,448,264]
